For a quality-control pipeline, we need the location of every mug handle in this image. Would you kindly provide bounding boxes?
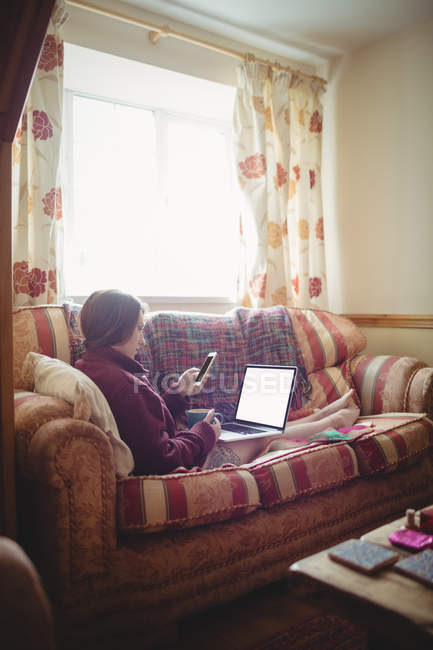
[212,412,224,424]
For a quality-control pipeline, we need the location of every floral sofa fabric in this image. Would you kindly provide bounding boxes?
[12,303,433,650]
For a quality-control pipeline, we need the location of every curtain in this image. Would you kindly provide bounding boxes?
[234,61,328,309]
[11,1,68,306]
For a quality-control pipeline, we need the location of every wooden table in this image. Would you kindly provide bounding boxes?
[290,513,433,649]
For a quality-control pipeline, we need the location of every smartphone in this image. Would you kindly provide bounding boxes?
[194,352,217,385]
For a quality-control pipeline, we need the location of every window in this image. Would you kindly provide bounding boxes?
[63,44,239,300]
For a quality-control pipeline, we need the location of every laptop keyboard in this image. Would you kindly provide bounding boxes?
[224,423,266,435]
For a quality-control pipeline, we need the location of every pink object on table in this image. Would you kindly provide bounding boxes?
[389,528,433,551]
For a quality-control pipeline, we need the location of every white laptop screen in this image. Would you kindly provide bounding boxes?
[234,366,297,429]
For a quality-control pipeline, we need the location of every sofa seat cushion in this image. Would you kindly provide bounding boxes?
[116,466,260,533]
[247,442,359,508]
[350,414,433,476]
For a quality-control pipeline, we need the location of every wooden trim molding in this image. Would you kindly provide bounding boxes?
[343,314,433,329]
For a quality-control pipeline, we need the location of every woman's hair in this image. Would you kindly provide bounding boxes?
[79,289,145,350]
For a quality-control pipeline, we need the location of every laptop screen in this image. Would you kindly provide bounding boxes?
[234,365,297,429]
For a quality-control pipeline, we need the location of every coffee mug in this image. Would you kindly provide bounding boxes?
[186,408,224,428]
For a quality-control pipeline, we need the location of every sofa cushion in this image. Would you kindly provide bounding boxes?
[247,443,359,508]
[13,306,72,389]
[350,414,433,476]
[22,352,134,478]
[116,466,260,533]
[302,360,361,411]
[289,308,366,374]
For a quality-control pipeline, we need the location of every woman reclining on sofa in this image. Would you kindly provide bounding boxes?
[76,289,221,474]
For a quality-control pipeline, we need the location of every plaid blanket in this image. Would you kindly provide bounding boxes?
[140,306,311,421]
[63,301,86,364]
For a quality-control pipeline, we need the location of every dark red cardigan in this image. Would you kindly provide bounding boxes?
[76,346,216,475]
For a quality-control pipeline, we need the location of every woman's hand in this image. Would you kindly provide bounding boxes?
[171,367,202,396]
[204,409,222,441]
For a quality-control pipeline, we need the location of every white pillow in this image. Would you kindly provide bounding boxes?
[22,352,134,478]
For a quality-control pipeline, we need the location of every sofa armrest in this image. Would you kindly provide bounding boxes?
[18,418,117,597]
[350,354,433,418]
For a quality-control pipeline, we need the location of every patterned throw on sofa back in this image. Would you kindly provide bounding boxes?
[140,306,311,421]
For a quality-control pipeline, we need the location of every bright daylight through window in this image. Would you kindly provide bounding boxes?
[63,44,239,300]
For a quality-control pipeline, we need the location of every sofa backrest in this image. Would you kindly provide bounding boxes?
[12,303,366,410]
[12,303,84,389]
[288,308,366,374]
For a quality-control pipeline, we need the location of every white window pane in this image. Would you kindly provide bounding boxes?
[163,119,239,297]
[65,96,158,295]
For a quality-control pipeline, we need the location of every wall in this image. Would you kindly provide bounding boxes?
[61,0,316,88]
[323,19,433,364]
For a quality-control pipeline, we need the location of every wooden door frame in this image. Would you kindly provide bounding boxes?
[0,0,55,537]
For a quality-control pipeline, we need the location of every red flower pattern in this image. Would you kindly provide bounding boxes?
[249,273,267,299]
[21,113,28,132]
[291,275,299,296]
[239,153,267,179]
[309,277,322,298]
[309,110,322,133]
[293,165,301,181]
[32,110,53,141]
[315,217,324,240]
[13,261,47,298]
[309,169,316,189]
[42,187,62,220]
[274,163,287,189]
[13,261,30,295]
[38,34,61,72]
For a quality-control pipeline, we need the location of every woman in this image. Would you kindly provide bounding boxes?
[76,289,220,475]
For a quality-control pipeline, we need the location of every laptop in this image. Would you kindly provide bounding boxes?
[219,364,298,442]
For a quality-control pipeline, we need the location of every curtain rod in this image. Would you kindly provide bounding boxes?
[65,0,327,85]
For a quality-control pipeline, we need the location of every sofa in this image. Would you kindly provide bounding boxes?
[12,303,433,650]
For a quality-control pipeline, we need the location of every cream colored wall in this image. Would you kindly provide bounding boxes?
[358,327,433,367]
[323,19,433,363]
[61,0,316,87]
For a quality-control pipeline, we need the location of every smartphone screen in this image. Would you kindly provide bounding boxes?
[195,352,217,384]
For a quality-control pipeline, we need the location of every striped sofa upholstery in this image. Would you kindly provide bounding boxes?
[12,303,433,421]
[13,306,72,388]
[351,354,432,415]
[12,303,84,389]
[289,308,365,411]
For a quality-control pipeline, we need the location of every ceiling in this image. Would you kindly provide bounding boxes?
[119,0,433,64]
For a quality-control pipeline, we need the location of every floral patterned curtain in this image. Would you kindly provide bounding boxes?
[234,61,328,309]
[12,1,68,306]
